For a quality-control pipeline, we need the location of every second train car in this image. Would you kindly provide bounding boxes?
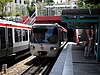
[0,19,31,64]
[30,23,67,57]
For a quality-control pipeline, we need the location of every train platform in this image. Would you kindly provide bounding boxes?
[49,42,100,75]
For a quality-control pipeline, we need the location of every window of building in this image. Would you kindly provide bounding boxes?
[15,0,17,3]
[20,0,21,4]
[24,1,25,4]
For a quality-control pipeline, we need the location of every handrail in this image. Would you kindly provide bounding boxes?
[23,12,36,24]
[30,16,36,25]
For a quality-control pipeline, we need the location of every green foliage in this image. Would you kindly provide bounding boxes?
[3,12,12,16]
[7,0,13,2]
[0,0,13,6]
[84,3,100,8]
[45,0,53,3]
[77,1,84,8]
[36,0,42,2]
[27,5,35,12]
[78,0,100,8]
[0,0,13,14]
[24,0,35,16]
[84,0,100,5]
[78,3,100,8]
[24,0,29,4]
[16,12,22,16]
[45,0,54,5]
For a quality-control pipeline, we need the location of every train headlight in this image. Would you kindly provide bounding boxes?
[30,45,35,50]
[50,47,57,51]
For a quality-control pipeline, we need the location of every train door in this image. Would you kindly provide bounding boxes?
[0,27,6,58]
[7,28,13,55]
[0,27,13,58]
[67,29,74,42]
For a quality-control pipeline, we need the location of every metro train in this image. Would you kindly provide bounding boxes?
[0,19,31,64]
[30,23,67,57]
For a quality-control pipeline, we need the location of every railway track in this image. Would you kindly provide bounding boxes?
[0,56,36,75]
[0,47,63,75]
[0,56,56,75]
[22,57,55,75]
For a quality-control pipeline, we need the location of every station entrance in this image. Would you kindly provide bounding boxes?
[61,8,100,62]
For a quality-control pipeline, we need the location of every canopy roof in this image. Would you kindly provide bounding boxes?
[62,8,100,16]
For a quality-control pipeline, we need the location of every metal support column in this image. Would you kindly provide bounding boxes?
[97,17,100,62]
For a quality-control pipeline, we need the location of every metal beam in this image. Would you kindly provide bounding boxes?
[97,18,100,62]
[62,15,100,23]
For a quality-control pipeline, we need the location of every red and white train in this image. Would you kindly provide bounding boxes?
[30,23,67,57]
[0,19,31,64]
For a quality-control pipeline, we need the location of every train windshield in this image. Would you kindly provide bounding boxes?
[30,26,58,44]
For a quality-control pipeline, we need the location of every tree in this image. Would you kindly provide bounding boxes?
[45,0,53,3]
[0,0,13,17]
[36,0,42,2]
[45,0,54,5]
[24,0,30,5]
[24,0,35,16]
[78,0,100,8]
[84,0,100,4]
[0,0,13,10]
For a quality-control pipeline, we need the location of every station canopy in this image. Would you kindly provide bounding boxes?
[61,8,100,62]
[62,8,100,15]
[61,8,100,29]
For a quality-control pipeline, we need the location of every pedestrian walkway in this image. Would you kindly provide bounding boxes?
[72,43,100,75]
[49,42,100,75]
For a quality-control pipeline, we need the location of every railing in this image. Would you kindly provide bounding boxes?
[23,3,77,25]
[23,12,36,25]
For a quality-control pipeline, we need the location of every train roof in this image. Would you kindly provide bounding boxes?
[33,23,58,26]
[62,8,100,16]
[33,23,67,32]
[0,19,32,28]
[0,19,32,29]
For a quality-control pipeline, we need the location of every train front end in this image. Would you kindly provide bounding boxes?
[30,24,60,57]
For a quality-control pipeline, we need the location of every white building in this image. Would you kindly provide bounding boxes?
[4,0,33,16]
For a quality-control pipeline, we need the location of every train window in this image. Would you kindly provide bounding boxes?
[22,29,28,41]
[31,27,58,44]
[29,30,31,41]
[0,27,6,49]
[14,29,22,42]
[62,32,67,41]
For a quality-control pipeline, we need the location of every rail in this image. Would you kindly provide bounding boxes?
[21,58,55,75]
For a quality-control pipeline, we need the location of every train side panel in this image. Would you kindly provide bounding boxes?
[0,20,31,63]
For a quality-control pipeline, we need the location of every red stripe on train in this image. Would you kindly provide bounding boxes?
[0,23,31,29]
